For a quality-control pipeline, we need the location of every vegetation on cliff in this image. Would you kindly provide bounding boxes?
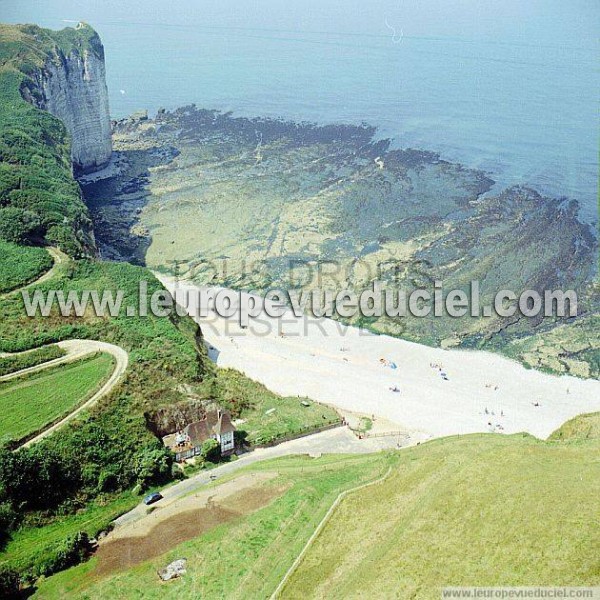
[0,24,338,585]
[0,240,52,293]
[0,24,96,256]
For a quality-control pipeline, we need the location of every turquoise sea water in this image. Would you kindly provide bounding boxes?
[2,0,598,223]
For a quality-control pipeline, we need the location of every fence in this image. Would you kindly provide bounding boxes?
[253,420,344,448]
[350,428,410,442]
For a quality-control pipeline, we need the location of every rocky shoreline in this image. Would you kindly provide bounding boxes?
[80,105,599,378]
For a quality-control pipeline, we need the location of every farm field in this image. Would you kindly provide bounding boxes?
[0,353,115,444]
[34,415,600,599]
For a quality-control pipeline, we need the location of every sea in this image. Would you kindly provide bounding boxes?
[2,0,598,224]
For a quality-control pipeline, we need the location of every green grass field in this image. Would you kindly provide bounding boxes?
[212,368,339,444]
[0,241,53,294]
[32,416,600,599]
[549,411,600,442]
[1,492,139,579]
[282,433,600,598]
[0,353,115,444]
[0,345,66,377]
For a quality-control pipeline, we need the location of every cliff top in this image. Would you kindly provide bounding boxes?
[0,22,103,74]
[0,22,101,256]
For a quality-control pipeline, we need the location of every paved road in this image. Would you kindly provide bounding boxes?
[112,426,423,531]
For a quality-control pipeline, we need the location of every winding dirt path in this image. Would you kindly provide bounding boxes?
[23,246,66,290]
[2,247,130,447]
[1,340,129,449]
[1,246,67,298]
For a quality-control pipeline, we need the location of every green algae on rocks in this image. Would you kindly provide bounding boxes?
[83,106,599,377]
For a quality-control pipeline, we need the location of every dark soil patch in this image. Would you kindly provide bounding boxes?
[94,482,286,577]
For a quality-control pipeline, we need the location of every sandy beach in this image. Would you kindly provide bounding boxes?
[158,276,600,440]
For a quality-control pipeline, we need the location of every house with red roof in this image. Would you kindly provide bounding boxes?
[163,408,236,461]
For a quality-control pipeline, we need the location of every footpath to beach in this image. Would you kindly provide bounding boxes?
[158,276,600,441]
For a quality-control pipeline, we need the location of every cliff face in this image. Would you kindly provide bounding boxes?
[24,23,112,173]
[0,22,110,255]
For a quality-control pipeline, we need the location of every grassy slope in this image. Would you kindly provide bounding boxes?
[0,22,339,585]
[0,344,66,377]
[213,368,339,444]
[0,353,115,444]
[0,241,52,293]
[34,422,600,599]
[33,453,389,599]
[3,492,140,578]
[0,258,337,564]
[549,411,600,442]
[0,24,94,257]
[283,434,600,598]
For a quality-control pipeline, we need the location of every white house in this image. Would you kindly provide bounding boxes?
[163,408,237,461]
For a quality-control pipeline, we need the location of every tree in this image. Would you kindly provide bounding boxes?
[0,502,18,545]
[201,438,220,462]
[0,207,41,244]
[0,566,20,599]
[133,446,172,489]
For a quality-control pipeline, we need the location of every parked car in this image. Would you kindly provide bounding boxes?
[143,491,163,505]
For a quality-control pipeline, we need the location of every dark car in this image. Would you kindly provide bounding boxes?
[143,492,163,505]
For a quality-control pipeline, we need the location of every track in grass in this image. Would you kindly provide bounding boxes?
[0,352,116,444]
[32,425,599,600]
[0,241,53,294]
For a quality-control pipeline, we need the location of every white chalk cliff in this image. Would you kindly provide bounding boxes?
[25,23,112,173]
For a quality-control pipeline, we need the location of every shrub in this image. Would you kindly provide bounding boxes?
[35,531,91,578]
[0,345,65,377]
[0,501,18,547]
[132,446,173,490]
[0,207,40,244]
[97,470,119,493]
[201,438,220,462]
[0,566,20,599]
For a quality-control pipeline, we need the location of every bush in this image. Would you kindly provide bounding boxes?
[132,446,173,490]
[0,345,65,376]
[201,438,220,462]
[0,445,81,511]
[0,502,18,531]
[34,531,91,579]
[97,469,119,493]
[0,240,53,293]
[0,207,40,244]
[45,224,88,258]
[0,566,20,599]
